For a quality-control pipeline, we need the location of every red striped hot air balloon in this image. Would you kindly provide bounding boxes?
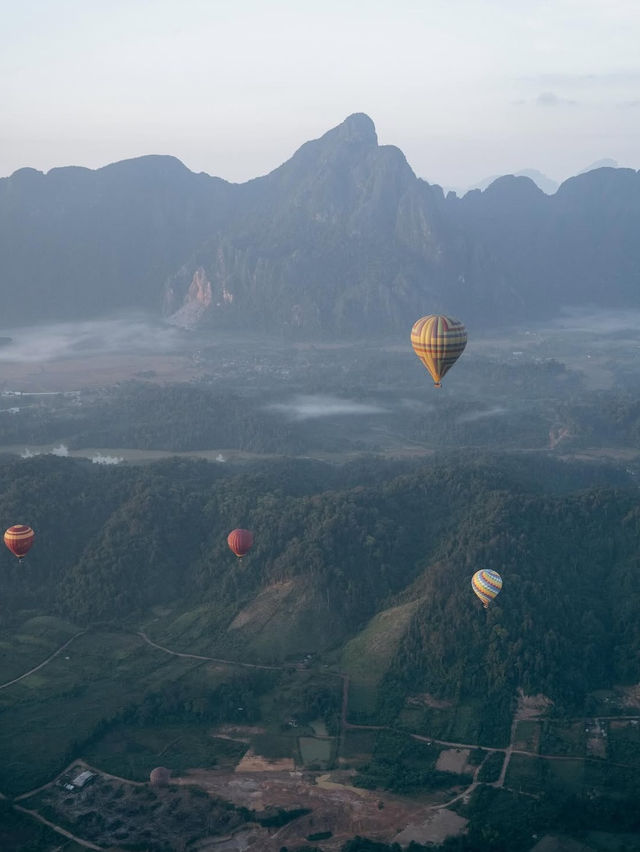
[4,525,35,561]
[227,528,253,558]
[411,314,467,387]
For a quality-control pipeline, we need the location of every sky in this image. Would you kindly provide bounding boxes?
[2,0,639,190]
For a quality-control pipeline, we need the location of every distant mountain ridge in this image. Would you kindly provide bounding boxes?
[453,159,620,196]
[1,114,639,335]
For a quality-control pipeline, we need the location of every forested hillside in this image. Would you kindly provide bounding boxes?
[1,451,638,743]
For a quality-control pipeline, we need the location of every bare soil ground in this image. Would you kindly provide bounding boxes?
[406,693,453,710]
[214,724,265,743]
[21,770,249,851]
[178,768,466,851]
[586,734,607,759]
[616,683,640,709]
[393,808,469,846]
[436,748,471,775]
[3,353,199,393]
[515,690,553,720]
[610,719,640,731]
[233,751,295,773]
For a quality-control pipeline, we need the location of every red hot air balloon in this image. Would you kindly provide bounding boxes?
[227,528,253,557]
[4,525,35,561]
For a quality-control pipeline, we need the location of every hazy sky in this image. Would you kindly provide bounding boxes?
[2,0,639,188]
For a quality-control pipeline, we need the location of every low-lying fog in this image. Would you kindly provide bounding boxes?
[0,316,187,363]
[266,395,387,420]
[1,307,638,363]
[0,307,638,363]
[1,307,639,400]
[547,307,640,335]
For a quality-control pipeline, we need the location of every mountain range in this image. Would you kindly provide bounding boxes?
[1,114,639,336]
[457,159,620,196]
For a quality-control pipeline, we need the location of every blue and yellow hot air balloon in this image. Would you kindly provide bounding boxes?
[471,569,503,608]
[411,314,467,387]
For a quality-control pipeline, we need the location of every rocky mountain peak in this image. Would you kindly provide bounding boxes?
[329,112,378,145]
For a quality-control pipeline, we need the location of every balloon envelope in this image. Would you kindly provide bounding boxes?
[411,314,467,387]
[4,525,35,559]
[150,766,171,786]
[227,528,253,557]
[471,569,503,608]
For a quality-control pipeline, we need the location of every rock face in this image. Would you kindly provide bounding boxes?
[165,266,213,328]
[1,114,639,335]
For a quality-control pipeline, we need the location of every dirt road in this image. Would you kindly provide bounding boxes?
[137,631,280,671]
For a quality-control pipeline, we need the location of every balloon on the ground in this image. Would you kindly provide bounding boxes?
[411,314,467,387]
[149,766,171,786]
[4,525,35,561]
[227,528,253,557]
[471,569,503,608]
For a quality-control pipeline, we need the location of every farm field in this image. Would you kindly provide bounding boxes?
[0,617,343,798]
[0,628,207,794]
[0,616,80,684]
[298,736,334,767]
[82,724,248,781]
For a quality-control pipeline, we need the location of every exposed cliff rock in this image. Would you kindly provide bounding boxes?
[166,267,213,328]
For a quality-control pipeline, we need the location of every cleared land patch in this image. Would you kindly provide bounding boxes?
[436,748,471,775]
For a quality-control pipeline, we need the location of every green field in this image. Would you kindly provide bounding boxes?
[505,754,550,794]
[505,753,597,796]
[398,698,504,747]
[82,724,247,780]
[513,719,540,752]
[0,616,80,684]
[298,736,334,766]
[342,729,378,766]
[539,720,586,756]
[584,758,640,795]
[606,719,640,764]
[250,732,298,760]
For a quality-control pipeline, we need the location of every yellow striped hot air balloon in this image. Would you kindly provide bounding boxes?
[410,314,467,387]
[471,569,503,608]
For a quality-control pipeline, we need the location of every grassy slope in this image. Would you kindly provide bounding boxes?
[341,599,420,718]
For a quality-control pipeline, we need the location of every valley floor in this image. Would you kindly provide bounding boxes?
[2,626,640,850]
